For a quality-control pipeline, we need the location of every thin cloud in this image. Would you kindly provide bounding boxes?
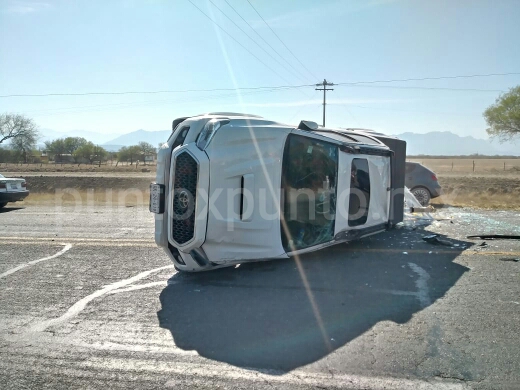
[251,0,398,29]
[4,1,50,14]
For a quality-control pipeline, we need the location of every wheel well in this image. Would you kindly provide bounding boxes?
[411,185,431,195]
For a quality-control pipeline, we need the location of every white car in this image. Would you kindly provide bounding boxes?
[150,113,406,272]
[0,173,29,208]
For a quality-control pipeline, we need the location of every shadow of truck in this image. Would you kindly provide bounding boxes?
[158,228,470,374]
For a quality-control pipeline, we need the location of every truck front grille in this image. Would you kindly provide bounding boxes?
[171,152,198,245]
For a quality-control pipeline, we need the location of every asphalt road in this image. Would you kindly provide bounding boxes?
[1,204,519,389]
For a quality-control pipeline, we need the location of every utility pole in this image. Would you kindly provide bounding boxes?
[315,79,334,127]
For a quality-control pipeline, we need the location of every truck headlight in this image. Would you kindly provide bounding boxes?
[196,119,230,150]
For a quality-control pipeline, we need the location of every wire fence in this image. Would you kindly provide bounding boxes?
[407,158,520,173]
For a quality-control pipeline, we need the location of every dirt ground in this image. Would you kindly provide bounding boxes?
[1,162,154,174]
[407,158,520,209]
[431,175,520,209]
[3,161,520,209]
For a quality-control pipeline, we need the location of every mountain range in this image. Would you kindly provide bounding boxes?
[392,131,519,156]
[103,129,518,156]
[37,128,519,156]
[102,129,171,151]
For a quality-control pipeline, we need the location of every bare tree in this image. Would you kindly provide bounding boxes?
[0,113,40,145]
[138,141,156,165]
[11,132,38,163]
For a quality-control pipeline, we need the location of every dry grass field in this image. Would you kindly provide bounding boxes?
[407,158,520,174]
[407,158,520,209]
[0,161,155,174]
[3,159,520,210]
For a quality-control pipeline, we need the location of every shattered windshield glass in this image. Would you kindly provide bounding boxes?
[281,134,338,252]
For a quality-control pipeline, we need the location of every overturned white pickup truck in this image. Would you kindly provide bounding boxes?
[151,113,406,272]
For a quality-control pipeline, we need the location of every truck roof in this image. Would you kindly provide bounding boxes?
[182,114,393,151]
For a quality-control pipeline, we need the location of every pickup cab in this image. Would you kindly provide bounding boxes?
[151,113,406,272]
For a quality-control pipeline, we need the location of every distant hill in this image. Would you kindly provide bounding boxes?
[393,131,519,156]
[40,128,117,145]
[38,127,519,156]
[102,145,125,152]
[103,129,170,148]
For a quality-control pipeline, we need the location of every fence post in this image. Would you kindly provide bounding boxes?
[504,161,506,171]
[473,160,475,172]
[451,161,454,171]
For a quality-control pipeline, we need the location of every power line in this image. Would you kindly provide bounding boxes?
[0,84,312,98]
[222,0,312,83]
[207,0,306,84]
[346,85,505,92]
[336,72,520,86]
[245,0,319,81]
[26,87,300,117]
[185,0,293,85]
[1,71,517,98]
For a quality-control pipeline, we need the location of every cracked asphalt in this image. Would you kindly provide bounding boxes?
[0,204,519,389]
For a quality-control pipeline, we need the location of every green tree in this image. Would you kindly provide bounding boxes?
[0,113,40,145]
[117,145,141,164]
[64,137,88,155]
[73,142,95,164]
[44,138,67,161]
[138,141,156,164]
[74,142,107,165]
[118,145,141,164]
[92,145,107,164]
[484,86,520,142]
[0,147,15,163]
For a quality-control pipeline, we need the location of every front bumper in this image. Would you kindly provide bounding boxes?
[0,191,29,203]
[154,143,211,272]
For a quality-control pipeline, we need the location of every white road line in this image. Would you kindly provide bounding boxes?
[107,281,167,295]
[29,265,174,332]
[0,244,72,280]
[0,240,156,247]
[408,262,432,307]
[0,236,152,242]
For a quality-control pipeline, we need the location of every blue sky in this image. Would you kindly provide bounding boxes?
[1,0,519,142]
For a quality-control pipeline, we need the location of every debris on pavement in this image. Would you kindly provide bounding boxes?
[467,234,520,240]
[397,188,435,229]
[422,234,453,246]
[499,258,519,263]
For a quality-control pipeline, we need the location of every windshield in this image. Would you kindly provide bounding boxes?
[280,134,338,252]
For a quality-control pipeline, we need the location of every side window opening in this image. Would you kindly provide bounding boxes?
[281,134,338,252]
[348,158,371,227]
